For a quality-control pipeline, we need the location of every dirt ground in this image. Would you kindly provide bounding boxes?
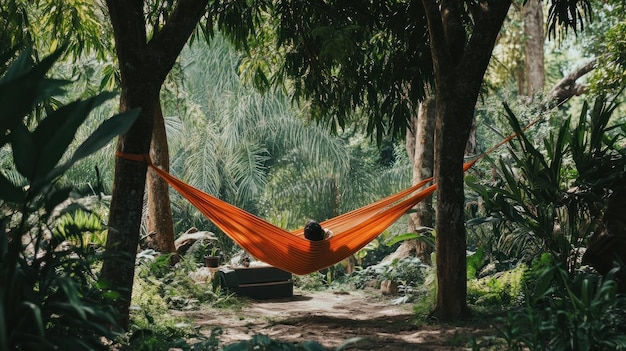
[179,288,496,350]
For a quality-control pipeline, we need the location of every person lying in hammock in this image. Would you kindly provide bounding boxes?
[304,219,333,241]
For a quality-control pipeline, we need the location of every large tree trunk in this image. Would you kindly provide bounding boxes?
[395,97,436,264]
[146,101,177,255]
[102,84,159,331]
[433,87,473,319]
[410,97,436,230]
[422,0,512,321]
[100,0,207,330]
[522,0,545,95]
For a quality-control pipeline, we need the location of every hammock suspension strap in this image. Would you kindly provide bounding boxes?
[112,116,540,275]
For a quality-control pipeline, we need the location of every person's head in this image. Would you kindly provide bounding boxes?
[304,219,325,241]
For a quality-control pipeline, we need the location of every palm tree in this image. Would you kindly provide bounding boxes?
[263,130,412,229]
[164,36,412,251]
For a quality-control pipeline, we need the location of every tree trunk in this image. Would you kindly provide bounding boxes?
[146,101,177,256]
[396,97,436,264]
[432,82,473,320]
[102,87,159,330]
[422,0,512,321]
[100,0,208,330]
[410,97,436,230]
[523,0,545,95]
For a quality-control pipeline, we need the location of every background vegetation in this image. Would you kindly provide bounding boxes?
[2,0,626,349]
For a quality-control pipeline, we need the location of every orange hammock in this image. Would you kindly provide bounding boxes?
[117,119,535,275]
[117,152,476,275]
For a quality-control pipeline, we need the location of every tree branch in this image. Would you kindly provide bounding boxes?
[421,0,448,72]
[457,1,512,93]
[549,58,597,106]
[104,0,147,79]
[147,0,208,80]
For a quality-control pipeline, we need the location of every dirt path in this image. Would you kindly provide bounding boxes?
[180,289,490,350]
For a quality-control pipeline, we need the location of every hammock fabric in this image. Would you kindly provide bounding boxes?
[117,119,534,275]
[117,152,476,275]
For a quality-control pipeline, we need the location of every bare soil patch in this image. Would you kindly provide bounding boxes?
[180,289,495,350]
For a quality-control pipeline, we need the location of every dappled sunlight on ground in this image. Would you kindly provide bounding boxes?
[176,289,494,350]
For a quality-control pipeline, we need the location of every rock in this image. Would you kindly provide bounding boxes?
[189,267,213,284]
[175,229,217,255]
[380,280,398,295]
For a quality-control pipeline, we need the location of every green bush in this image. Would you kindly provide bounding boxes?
[0,47,138,350]
[495,258,626,350]
[127,326,223,351]
[467,96,626,271]
[467,264,526,309]
[347,256,431,303]
[134,254,227,311]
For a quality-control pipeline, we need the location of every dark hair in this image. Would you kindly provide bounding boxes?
[304,219,325,241]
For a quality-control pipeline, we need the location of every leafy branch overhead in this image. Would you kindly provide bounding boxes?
[214,0,592,142]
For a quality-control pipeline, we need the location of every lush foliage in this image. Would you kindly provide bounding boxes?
[165,38,411,260]
[495,256,626,351]
[467,95,626,270]
[0,0,112,65]
[467,95,626,349]
[467,264,526,309]
[0,48,138,349]
[220,334,328,351]
[345,256,432,304]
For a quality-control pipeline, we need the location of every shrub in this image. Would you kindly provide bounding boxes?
[467,264,526,309]
[467,96,626,271]
[495,256,626,351]
[221,334,329,351]
[347,256,432,304]
[0,47,138,349]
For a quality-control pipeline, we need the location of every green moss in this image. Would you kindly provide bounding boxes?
[468,264,527,309]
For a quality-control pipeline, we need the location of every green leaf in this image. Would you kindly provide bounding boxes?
[0,49,68,136]
[34,108,140,190]
[335,337,365,351]
[33,91,118,178]
[220,341,249,350]
[0,77,68,136]
[301,340,328,350]
[386,231,434,248]
[16,302,45,338]
[0,173,25,204]
[69,108,140,162]
[44,187,72,215]
[0,291,6,351]
[467,247,484,279]
[9,122,37,181]
[0,47,36,83]
[466,216,500,227]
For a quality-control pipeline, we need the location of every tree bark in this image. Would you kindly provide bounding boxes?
[101,0,207,330]
[146,101,177,256]
[549,58,597,106]
[102,79,159,332]
[422,0,512,321]
[410,97,436,230]
[522,0,545,96]
[396,97,436,264]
